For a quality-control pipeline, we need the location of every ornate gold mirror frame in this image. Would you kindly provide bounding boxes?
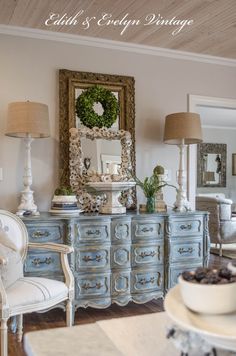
[59,69,136,207]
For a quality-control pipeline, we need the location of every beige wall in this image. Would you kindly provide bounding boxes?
[0,33,236,212]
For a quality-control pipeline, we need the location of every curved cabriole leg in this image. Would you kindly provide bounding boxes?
[16,314,23,342]
[10,316,17,333]
[66,300,73,327]
[1,318,8,356]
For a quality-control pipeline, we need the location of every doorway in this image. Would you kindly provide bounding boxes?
[188,95,236,209]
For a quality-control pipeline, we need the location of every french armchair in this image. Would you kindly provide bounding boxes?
[196,195,236,256]
[0,210,74,356]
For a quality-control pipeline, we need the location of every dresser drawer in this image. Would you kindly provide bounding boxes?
[76,221,110,243]
[132,219,163,240]
[132,243,163,267]
[168,263,202,289]
[75,247,110,271]
[25,251,62,274]
[131,268,163,293]
[171,217,203,237]
[76,273,110,298]
[112,271,130,296]
[27,224,64,243]
[111,245,131,269]
[170,239,203,263]
[111,219,131,244]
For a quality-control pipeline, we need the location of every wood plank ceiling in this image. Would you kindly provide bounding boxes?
[0,0,236,59]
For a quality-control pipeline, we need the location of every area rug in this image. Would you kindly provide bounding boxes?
[210,243,236,259]
[24,313,179,356]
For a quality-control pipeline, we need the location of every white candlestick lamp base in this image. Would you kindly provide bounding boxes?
[174,142,192,212]
[16,135,39,216]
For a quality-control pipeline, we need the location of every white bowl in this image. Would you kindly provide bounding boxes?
[52,195,77,203]
[178,275,236,314]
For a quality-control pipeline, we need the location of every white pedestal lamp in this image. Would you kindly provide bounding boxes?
[5,101,50,216]
[163,112,202,212]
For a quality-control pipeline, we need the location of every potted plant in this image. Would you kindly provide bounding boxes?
[132,166,176,213]
[133,175,163,213]
[51,186,79,213]
[54,186,75,197]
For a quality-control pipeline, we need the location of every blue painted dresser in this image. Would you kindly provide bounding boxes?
[22,211,209,312]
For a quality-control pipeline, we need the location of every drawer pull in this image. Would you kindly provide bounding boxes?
[178,247,194,255]
[139,251,156,258]
[32,257,53,266]
[141,227,154,233]
[82,282,102,290]
[180,224,192,230]
[82,255,103,262]
[32,230,50,238]
[86,229,100,236]
[138,277,155,285]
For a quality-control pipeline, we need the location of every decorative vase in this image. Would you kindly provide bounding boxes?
[146,196,155,213]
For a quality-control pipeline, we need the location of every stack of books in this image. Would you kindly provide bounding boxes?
[49,195,82,215]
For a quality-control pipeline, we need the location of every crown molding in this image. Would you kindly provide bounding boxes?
[188,95,236,110]
[189,96,236,129]
[0,24,236,67]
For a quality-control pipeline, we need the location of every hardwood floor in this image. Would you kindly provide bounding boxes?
[8,253,234,356]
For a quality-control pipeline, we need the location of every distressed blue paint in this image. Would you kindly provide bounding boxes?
[22,211,209,313]
[76,247,110,270]
[25,251,61,274]
[76,273,110,298]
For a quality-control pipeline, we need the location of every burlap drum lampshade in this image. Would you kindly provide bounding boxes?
[164,112,202,145]
[6,101,50,138]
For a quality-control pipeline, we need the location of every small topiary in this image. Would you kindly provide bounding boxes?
[153,165,165,176]
[54,186,75,196]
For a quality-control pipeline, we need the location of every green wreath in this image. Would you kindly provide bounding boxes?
[76,85,119,128]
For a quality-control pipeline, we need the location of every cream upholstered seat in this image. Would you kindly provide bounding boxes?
[7,277,68,310]
[196,195,236,256]
[0,210,74,356]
